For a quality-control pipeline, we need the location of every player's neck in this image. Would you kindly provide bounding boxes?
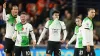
[87,16,92,20]
[11,13,17,18]
[79,25,81,27]
[53,19,58,20]
[78,25,81,27]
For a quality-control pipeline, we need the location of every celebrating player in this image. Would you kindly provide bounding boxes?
[3,2,20,56]
[12,12,36,56]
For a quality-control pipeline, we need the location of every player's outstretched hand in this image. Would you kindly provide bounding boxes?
[66,44,69,48]
[3,2,6,9]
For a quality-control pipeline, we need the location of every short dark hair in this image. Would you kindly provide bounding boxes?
[87,8,95,12]
[20,12,27,15]
[52,10,60,15]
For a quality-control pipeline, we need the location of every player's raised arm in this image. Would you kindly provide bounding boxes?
[3,2,7,21]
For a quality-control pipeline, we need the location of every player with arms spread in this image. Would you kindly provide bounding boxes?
[3,2,20,56]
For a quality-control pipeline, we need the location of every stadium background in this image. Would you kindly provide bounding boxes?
[0,0,100,56]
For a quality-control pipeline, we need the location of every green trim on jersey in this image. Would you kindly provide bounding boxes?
[8,14,16,24]
[74,26,79,34]
[83,17,93,30]
[21,36,29,46]
[48,20,54,26]
[74,26,83,48]
[78,37,83,48]
[15,23,30,46]
[16,23,23,31]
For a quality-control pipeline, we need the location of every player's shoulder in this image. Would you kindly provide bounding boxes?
[17,15,20,18]
[74,26,79,30]
[59,20,64,22]
[83,17,91,22]
[46,20,53,25]
[59,20,64,24]
[75,26,79,28]
[46,20,50,23]
[16,22,21,25]
[48,20,53,23]
[16,15,21,22]
[26,23,32,27]
[82,17,91,24]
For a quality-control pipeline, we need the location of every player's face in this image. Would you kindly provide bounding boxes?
[20,14,26,22]
[75,18,82,26]
[52,13,59,20]
[11,6,18,17]
[88,10,95,18]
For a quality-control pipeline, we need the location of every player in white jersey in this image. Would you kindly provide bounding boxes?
[12,12,36,56]
[66,17,84,56]
[37,10,67,56]
[82,8,95,56]
[3,2,20,56]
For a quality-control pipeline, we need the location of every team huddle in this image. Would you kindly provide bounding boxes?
[3,2,95,56]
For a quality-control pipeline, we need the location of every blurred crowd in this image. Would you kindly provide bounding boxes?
[0,0,100,45]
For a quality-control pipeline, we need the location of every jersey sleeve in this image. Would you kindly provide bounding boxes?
[3,8,10,21]
[74,26,78,35]
[44,20,49,29]
[82,20,91,29]
[29,24,33,32]
[3,8,7,21]
[61,21,66,30]
[74,27,77,35]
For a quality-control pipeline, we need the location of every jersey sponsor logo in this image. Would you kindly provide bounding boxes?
[52,29,59,33]
[18,31,27,35]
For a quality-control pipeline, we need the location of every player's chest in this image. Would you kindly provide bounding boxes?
[18,25,30,35]
[49,22,62,29]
